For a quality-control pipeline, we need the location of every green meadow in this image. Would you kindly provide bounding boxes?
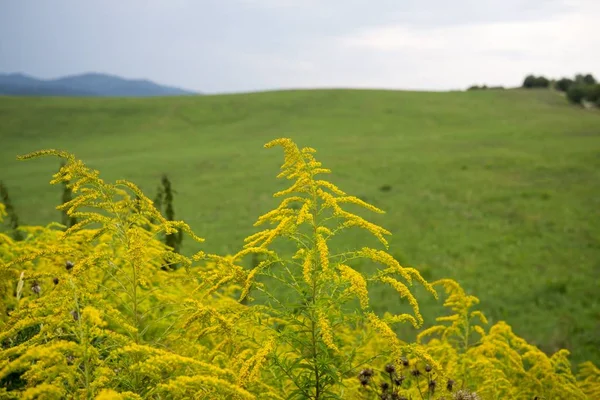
[1,88,599,366]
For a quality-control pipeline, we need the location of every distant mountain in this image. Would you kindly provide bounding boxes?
[0,73,198,97]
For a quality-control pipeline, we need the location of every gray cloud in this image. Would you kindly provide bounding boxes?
[0,0,597,93]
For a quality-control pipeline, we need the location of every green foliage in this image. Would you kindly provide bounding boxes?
[523,75,550,88]
[557,73,599,106]
[575,74,597,86]
[555,77,574,92]
[152,174,183,266]
[567,83,591,104]
[584,84,600,105]
[523,75,536,88]
[523,72,599,107]
[535,76,550,88]
[466,85,504,91]
[161,175,183,255]
[59,161,78,229]
[0,182,23,241]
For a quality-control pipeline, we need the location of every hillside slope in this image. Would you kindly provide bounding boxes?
[0,88,599,365]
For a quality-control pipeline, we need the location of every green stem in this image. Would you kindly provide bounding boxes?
[132,259,139,344]
[415,373,425,400]
[70,278,91,399]
[310,182,321,399]
[83,324,91,400]
[114,209,140,344]
[311,315,320,400]
[464,313,470,351]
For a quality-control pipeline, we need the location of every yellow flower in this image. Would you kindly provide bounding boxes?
[317,310,339,352]
[296,199,313,225]
[365,312,404,362]
[82,306,107,327]
[95,389,130,400]
[303,250,313,285]
[380,276,423,328]
[238,337,275,386]
[337,264,369,309]
[316,233,329,274]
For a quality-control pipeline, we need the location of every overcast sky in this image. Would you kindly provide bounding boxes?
[1,0,598,93]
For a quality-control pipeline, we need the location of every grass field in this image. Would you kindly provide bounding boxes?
[1,88,599,366]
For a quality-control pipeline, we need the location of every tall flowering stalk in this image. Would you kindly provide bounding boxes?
[197,138,439,398]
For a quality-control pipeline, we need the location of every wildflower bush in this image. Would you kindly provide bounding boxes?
[1,138,599,399]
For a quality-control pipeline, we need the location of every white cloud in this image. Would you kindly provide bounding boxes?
[332,0,599,89]
[341,15,594,55]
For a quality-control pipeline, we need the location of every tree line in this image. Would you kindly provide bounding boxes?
[522,73,599,106]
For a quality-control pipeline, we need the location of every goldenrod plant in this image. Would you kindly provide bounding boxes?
[0,182,24,241]
[0,139,598,399]
[416,279,598,399]
[194,138,439,398]
[0,150,275,399]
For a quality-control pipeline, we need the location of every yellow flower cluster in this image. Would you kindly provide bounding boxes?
[302,249,313,285]
[237,337,275,387]
[317,310,339,352]
[337,264,369,309]
[418,278,598,398]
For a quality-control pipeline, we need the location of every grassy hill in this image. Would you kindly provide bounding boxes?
[1,88,599,366]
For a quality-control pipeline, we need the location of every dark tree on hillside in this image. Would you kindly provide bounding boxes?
[555,78,574,92]
[566,84,589,105]
[583,74,597,85]
[152,174,183,270]
[534,76,550,88]
[59,161,77,228]
[161,175,183,256]
[0,181,24,241]
[523,75,551,88]
[585,84,600,105]
[573,73,597,85]
[523,75,536,88]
